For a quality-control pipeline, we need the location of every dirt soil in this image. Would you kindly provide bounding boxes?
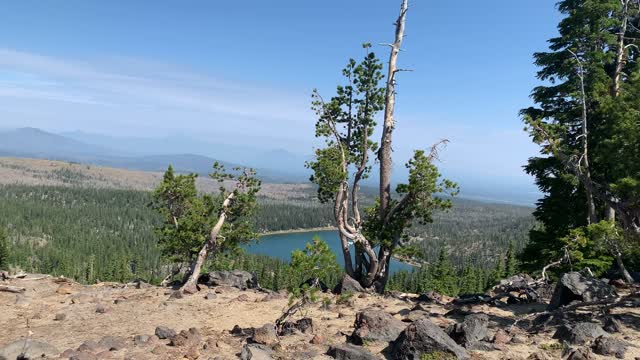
[1,275,639,359]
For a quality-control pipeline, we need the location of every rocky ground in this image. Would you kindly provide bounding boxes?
[1,272,639,359]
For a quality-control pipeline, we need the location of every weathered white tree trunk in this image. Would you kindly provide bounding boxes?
[606,0,632,221]
[180,192,234,294]
[378,0,408,220]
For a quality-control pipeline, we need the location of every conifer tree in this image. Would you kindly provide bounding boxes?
[0,227,8,270]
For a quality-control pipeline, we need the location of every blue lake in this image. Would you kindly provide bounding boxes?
[243,230,415,275]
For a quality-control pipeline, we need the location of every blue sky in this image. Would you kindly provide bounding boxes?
[0,1,562,192]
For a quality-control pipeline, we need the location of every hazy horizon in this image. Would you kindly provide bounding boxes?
[0,1,562,202]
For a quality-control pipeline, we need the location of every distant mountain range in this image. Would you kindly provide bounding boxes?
[0,127,541,205]
[0,127,308,183]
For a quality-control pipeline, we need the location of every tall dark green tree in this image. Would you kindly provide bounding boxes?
[521,0,640,281]
[0,227,9,270]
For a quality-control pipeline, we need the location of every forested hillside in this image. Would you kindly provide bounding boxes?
[0,183,533,285]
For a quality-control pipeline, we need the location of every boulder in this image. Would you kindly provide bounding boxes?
[553,322,608,345]
[447,313,490,348]
[392,318,469,360]
[251,324,278,346]
[310,334,327,345]
[351,309,406,344]
[279,318,313,336]
[592,336,627,359]
[0,339,59,360]
[97,336,127,351]
[603,316,623,333]
[333,274,365,294]
[155,326,177,340]
[169,328,202,347]
[416,291,444,304]
[566,347,595,360]
[240,343,274,360]
[548,272,617,310]
[200,270,258,289]
[133,335,150,346]
[327,344,377,360]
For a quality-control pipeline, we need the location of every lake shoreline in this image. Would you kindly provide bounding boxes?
[257,227,418,268]
[259,227,337,236]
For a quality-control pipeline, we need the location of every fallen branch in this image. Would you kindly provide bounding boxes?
[0,285,26,293]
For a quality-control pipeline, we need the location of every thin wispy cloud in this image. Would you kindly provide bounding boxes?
[0,48,312,138]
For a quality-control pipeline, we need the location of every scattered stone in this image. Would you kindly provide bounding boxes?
[493,329,512,345]
[200,270,259,289]
[310,334,327,345]
[603,316,623,333]
[95,304,108,314]
[333,274,365,294]
[447,313,490,348]
[205,292,217,300]
[351,309,406,344]
[155,326,177,340]
[512,335,529,344]
[327,344,377,360]
[392,317,469,360]
[169,328,202,347]
[553,322,608,345]
[566,347,595,360]
[0,339,60,360]
[76,340,101,353]
[416,291,444,304]
[231,325,254,337]
[240,343,274,360]
[251,323,278,346]
[548,272,617,310]
[98,336,127,351]
[54,312,66,321]
[114,298,126,304]
[592,336,627,359]
[133,335,150,346]
[280,318,314,336]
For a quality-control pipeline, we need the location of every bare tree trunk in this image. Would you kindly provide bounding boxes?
[569,50,598,224]
[615,251,635,284]
[606,1,631,221]
[180,192,234,294]
[378,0,408,220]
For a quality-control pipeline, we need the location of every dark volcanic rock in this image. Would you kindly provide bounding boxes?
[251,324,278,346]
[240,343,274,360]
[593,336,627,359]
[392,317,469,360]
[351,309,406,344]
[448,313,490,348]
[553,322,608,345]
[417,291,444,304]
[280,317,314,336]
[155,326,177,340]
[566,347,595,360]
[548,272,617,310]
[327,344,377,360]
[97,336,127,351]
[199,270,258,289]
[603,316,623,333]
[169,328,202,347]
[334,274,365,294]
